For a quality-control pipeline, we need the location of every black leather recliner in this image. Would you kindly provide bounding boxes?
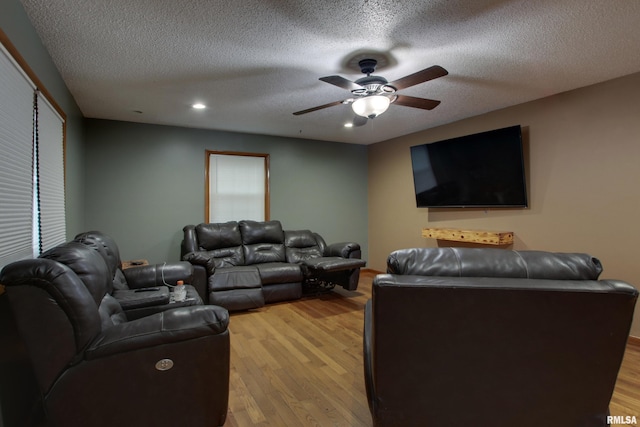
[284,229,366,291]
[364,247,638,427]
[74,231,203,319]
[0,242,230,427]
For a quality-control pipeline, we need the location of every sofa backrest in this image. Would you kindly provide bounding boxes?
[195,221,242,250]
[192,221,245,268]
[387,247,603,280]
[183,220,335,267]
[240,220,285,264]
[75,231,122,270]
[75,231,128,291]
[368,272,638,426]
[284,230,323,263]
[40,242,113,306]
[39,241,128,328]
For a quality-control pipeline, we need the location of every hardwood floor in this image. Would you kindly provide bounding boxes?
[225,270,640,426]
[611,338,640,426]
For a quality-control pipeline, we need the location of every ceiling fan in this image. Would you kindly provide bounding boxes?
[293,59,448,124]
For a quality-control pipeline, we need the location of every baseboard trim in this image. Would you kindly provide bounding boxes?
[628,335,640,347]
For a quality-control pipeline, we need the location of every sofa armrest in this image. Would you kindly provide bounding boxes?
[122,261,193,289]
[181,224,199,258]
[86,305,229,360]
[50,304,230,427]
[182,251,218,275]
[190,264,208,302]
[326,242,362,259]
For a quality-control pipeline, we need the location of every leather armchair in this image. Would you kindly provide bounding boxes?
[75,231,204,319]
[364,247,638,427]
[0,242,230,427]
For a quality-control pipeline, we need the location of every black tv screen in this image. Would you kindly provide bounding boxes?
[410,125,528,208]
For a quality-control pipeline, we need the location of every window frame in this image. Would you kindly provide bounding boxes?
[205,150,270,223]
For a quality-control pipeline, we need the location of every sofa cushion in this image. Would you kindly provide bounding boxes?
[255,262,303,285]
[239,220,286,264]
[240,220,284,244]
[284,230,323,263]
[244,243,286,264]
[195,221,242,251]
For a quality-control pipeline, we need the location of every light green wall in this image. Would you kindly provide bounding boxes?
[2,0,368,265]
[84,119,369,264]
[1,0,85,237]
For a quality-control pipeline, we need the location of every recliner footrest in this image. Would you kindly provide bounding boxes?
[210,288,265,311]
[301,257,366,273]
[208,266,265,311]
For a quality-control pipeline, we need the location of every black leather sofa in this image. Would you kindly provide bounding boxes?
[0,241,230,427]
[364,247,638,427]
[181,220,366,311]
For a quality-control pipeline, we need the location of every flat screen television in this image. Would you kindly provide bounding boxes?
[410,125,528,208]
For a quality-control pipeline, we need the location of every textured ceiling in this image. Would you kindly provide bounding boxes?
[19,0,640,144]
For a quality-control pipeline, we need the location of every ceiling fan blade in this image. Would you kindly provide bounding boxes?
[319,75,362,91]
[353,116,368,127]
[292,100,344,115]
[393,95,441,110]
[388,65,448,90]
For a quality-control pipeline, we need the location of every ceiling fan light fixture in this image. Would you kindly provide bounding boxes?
[352,95,390,118]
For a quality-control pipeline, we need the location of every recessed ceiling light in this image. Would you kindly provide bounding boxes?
[192,103,206,109]
[344,122,354,128]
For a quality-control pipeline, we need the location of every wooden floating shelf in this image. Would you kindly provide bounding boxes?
[422,228,514,246]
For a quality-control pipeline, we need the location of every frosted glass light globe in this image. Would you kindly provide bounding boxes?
[352,95,390,118]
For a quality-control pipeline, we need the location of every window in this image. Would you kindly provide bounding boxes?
[35,92,66,252]
[0,32,66,270]
[206,151,269,223]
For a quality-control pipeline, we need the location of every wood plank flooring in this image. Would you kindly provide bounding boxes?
[225,270,640,426]
[611,338,640,426]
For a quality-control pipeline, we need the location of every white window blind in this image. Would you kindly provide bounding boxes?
[208,153,267,222]
[37,92,66,252]
[0,40,66,270]
[0,43,36,267]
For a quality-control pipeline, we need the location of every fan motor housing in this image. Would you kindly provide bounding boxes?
[358,58,378,75]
